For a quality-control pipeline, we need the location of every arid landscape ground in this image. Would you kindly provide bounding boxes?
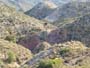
[0,0,90,68]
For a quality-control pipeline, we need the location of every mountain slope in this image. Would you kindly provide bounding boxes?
[0,2,57,51]
[25,1,57,20]
[47,13,90,47]
[0,39,32,68]
[1,0,90,12]
[0,0,32,12]
[45,2,90,23]
[0,2,44,39]
[23,41,90,68]
[0,0,65,12]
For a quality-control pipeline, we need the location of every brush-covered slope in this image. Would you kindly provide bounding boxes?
[0,39,32,68]
[47,13,90,47]
[0,2,56,51]
[45,2,90,23]
[25,1,57,20]
[23,41,90,68]
[0,2,44,40]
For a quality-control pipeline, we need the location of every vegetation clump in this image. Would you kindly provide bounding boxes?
[7,51,16,63]
[37,58,63,68]
[59,48,70,56]
[5,35,16,43]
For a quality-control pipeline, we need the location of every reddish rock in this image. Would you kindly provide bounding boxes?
[47,28,68,44]
[18,34,41,51]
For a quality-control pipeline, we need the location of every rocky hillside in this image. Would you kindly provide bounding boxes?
[0,39,32,68]
[0,2,45,40]
[0,1,56,52]
[45,2,90,23]
[25,1,57,20]
[47,13,90,47]
[1,1,90,68]
[23,41,90,68]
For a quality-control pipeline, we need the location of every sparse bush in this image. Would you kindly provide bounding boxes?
[37,58,63,68]
[5,35,16,43]
[51,58,63,68]
[37,60,52,68]
[60,48,70,56]
[7,51,16,63]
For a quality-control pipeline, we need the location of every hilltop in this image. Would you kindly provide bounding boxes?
[45,2,90,24]
[25,1,57,20]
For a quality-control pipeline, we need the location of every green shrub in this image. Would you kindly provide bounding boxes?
[37,60,52,68]
[5,35,16,43]
[7,51,16,63]
[37,58,63,68]
[60,48,70,56]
